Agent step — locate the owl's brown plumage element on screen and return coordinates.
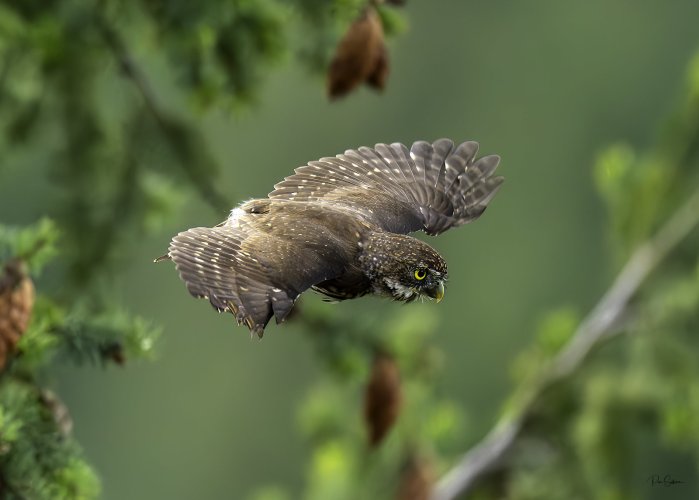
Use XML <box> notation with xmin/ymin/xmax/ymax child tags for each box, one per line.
<box><xmin>158</xmin><ymin>139</ymin><xmax>504</xmax><ymax>337</ymax></box>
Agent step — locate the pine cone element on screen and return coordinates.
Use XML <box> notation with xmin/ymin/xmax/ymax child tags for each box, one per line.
<box><xmin>366</xmin><ymin>43</ymin><xmax>389</xmax><ymax>91</ymax></box>
<box><xmin>0</xmin><ymin>260</ymin><xmax>35</xmax><ymax>371</ymax></box>
<box><xmin>395</xmin><ymin>453</ymin><xmax>433</xmax><ymax>500</ymax></box>
<box><xmin>328</xmin><ymin>6</ymin><xmax>388</xmax><ymax>99</ymax></box>
<box><xmin>364</xmin><ymin>352</ymin><xmax>402</xmax><ymax>447</ymax></box>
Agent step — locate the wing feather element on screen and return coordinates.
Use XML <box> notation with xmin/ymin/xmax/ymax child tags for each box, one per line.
<box><xmin>340</xmin><ymin>150</ymin><xmax>407</xmax><ymax>199</ymax></box>
<box><xmin>444</xmin><ymin>140</ymin><xmax>478</xmax><ymax>193</ymax></box>
<box><xmin>355</xmin><ymin>146</ymin><xmax>411</xmax><ymax>199</ymax></box>
<box><xmin>167</xmin><ymin>223</ymin><xmax>345</xmax><ymax>337</ymax></box>
<box><xmin>390</xmin><ymin>142</ymin><xmax>420</xmax><ymax>190</ymax></box>
<box><xmin>409</xmin><ymin>140</ymin><xmax>435</xmax><ymax>189</ymax></box>
<box><xmin>269</xmin><ymin>138</ymin><xmax>504</xmax><ymax>235</ymax></box>
<box><xmin>374</xmin><ymin>143</ymin><xmax>412</xmax><ymax>188</ymax></box>
<box><xmin>429</xmin><ymin>138</ymin><xmax>454</xmax><ymax>190</ymax></box>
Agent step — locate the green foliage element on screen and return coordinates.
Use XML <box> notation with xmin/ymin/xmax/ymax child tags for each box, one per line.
<box><xmin>594</xmin><ymin>145</ymin><xmax>672</xmax><ymax>258</ymax></box>
<box><xmin>511</xmin><ymin>307</ymin><xmax>579</xmax><ymax>381</ymax></box>
<box><xmin>291</xmin><ymin>0</ymin><xmax>366</xmax><ymax>73</ymax></box>
<box><xmin>306</xmin><ymin>439</ymin><xmax>357</xmax><ymax>500</ymax></box>
<box><xmin>375</xmin><ymin>3</ymin><xmax>407</xmax><ymax>37</ymax></box>
<box><xmin>595</xmin><ymin>47</ymin><xmax>699</xmax><ymax>259</ymax></box>
<box><xmin>0</xmin><ymin>218</ymin><xmax>59</xmax><ymax>275</ymax></box>
<box><xmin>0</xmin><ymin>0</ymin><xmax>405</xmax><ymax>287</ymax></box>
<box><xmin>55</xmin><ymin>307</ymin><xmax>160</xmax><ymax>366</ymax></box>
<box><xmin>0</xmin><ymin>219</ymin><xmax>159</xmax><ymax>497</ymax></box>
<box><xmin>6</xmin><ymin>2</ymin><xmax>699</xmax><ymax>499</ymax></box>
<box><xmin>248</xmin><ymin>303</ymin><xmax>468</xmax><ymax>499</ymax></box>
<box><xmin>0</xmin><ymin>2</ymin><xmax>409</xmax><ymax>497</ymax></box>
<box><xmin>243</xmin><ymin>46</ymin><xmax>699</xmax><ymax>500</ymax></box>
<box><xmin>0</xmin><ymin>379</ymin><xmax>100</xmax><ymax>500</ymax></box>
<box><xmin>492</xmin><ymin>49</ymin><xmax>699</xmax><ymax>500</ymax></box>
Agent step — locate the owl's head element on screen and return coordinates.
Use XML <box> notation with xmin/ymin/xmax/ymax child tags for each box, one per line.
<box><xmin>359</xmin><ymin>232</ymin><xmax>448</xmax><ymax>303</ymax></box>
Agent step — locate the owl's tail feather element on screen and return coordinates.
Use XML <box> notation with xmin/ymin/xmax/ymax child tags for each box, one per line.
<box><xmin>164</xmin><ymin>226</ymin><xmax>296</xmax><ymax>338</ymax></box>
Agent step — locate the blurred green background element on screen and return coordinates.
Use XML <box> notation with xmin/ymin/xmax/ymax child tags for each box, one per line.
<box><xmin>2</xmin><ymin>1</ymin><xmax>699</xmax><ymax>499</ymax></box>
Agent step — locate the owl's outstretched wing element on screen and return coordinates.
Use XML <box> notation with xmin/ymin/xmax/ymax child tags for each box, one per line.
<box><xmin>269</xmin><ymin>139</ymin><xmax>504</xmax><ymax>236</ymax></box>
<box><xmin>165</xmin><ymin>223</ymin><xmax>346</xmax><ymax>337</ymax></box>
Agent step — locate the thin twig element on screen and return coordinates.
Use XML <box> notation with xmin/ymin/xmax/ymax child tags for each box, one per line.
<box><xmin>432</xmin><ymin>185</ymin><xmax>699</xmax><ymax>500</ymax></box>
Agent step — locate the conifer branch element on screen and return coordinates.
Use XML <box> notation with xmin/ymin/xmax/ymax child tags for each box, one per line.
<box><xmin>95</xmin><ymin>12</ymin><xmax>231</xmax><ymax>214</ymax></box>
<box><xmin>432</xmin><ymin>184</ymin><xmax>699</xmax><ymax>500</ymax></box>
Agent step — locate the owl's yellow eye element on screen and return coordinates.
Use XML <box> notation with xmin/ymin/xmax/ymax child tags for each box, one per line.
<box><xmin>414</xmin><ymin>269</ymin><xmax>427</xmax><ymax>280</ymax></box>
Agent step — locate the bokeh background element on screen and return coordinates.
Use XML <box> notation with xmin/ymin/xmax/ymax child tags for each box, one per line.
<box><xmin>2</xmin><ymin>1</ymin><xmax>699</xmax><ymax>499</ymax></box>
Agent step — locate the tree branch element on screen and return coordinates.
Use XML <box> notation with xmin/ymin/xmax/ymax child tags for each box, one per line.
<box><xmin>432</xmin><ymin>185</ymin><xmax>699</xmax><ymax>500</ymax></box>
<box><xmin>95</xmin><ymin>13</ymin><xmax>231</xmax><ymax>214</ymax></box>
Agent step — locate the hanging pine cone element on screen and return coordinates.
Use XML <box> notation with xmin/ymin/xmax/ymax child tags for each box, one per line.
<box><xmin>327</xmin><ymin>6</ymin><xmax>389</xmax><ymax>99</ymax></box>
<box><xmin>0</xmin><ymin>259</ymin><xmax>35</xmax><ymax>371</ymax></box>
<box><xmin>364</xmin><ymin>352</ymin><xmax>402</xmax><ymax>447</ymax></box>
<box><xmin>395</xmin><ymin>453</ymin><xmax>433</xmax><ymax>500</ymax></box>
<box><xmin>366</xmin><ymin>43</ymin><xmax>389</xmax><ymax>91</ymax></box>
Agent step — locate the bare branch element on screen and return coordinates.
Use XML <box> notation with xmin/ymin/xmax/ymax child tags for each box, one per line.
<box><xmin>432</xmin><ymin>186</ymin><xmax>699</xmax><ymax>500</ymax></box>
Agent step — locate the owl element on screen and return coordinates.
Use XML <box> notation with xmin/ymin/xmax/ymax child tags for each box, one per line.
<box><xmin>157</xmin><ymin>139</ymin><xmax>503</xmax><ymax>337</ymax></box>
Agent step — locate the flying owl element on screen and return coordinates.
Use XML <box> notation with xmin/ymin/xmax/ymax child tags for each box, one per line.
<box><xmin>158</xmin><ymin>139</ymin><xmax>503</xmax><ymax>337</ymax></box>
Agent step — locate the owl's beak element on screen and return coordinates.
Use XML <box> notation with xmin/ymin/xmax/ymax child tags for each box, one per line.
<box><xmin>426</xmin><ymin>281</ymin><xmax>445</xmax><ymax>303</ymax></box>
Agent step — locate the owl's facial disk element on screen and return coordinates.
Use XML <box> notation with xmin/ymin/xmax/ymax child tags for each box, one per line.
<box><xmin>359</xmin><ymin>232</ymin><xmax>448</xmax><ymax>302</ymax></box>
<box><xmin>383</xmin><ymin>264</ymin><xmax>447</xmax><ymax>303</ymax></box>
